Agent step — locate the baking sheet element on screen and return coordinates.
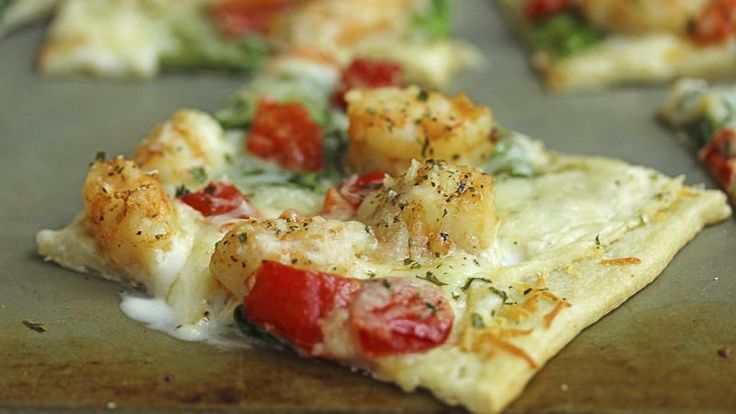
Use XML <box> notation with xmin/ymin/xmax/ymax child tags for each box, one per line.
<box><xmin>1</xmin><ymin>1</ymin><xmax>734</xmax><ymax>413</ymax></box>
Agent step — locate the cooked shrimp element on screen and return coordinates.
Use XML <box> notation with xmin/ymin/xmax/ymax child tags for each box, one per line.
<box><xmin>210</xmin><ymin>215</ymin><xmax>377</xmax><ymax>300</ymax></box>
<box><xmin>356</xmin><ymin>159</ymin><xmax>498</xmax><ymax>260</ymax></box>
<box><xmin>277</xmin><ymin>0</ymin><xmax>422</xmax><ymax>61</ymax></box>
<box><xmin>578</xmin><ymin>0</ymin><xmax>709</xmax><ymax>36</ymax></box>
<box><xmin>345</xmin><ymin>86</ymin><xmax>494</xmax><ymax>176</ymax></box>
<box><xmin>83</xmin><ymin>156</ymin><xmax>189</xmax><ymax>294</ymax></box>
<box><xmin>132</xmin><ymin>109</ymin><xmax>233</xmax><ymax>189</ymax></box>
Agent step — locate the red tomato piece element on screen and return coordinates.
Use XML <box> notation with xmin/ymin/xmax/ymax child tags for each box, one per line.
<box><xmin>210</xmin><ymin>0</ymin><xmax>294</xmax><ymax>37</ymax></box>
<box><xmin>691</xmin><ymin>0</ymin><xmax>736</xmax><ymax>44</ymax></box>
<box><xmin>321</xmin><ymin>170</ymin><xmax>385</xmax><ymax>219</ymax></box>
<box><xmin>699</xmin><ymin>129</ymin><xmax>736</xmax><ymax>187</ymax></box>
<box><xmin>243</xmin><ymin>262</ymin><xmax>453</xmax><ymax>357</ymax></box>
<box><xmin>523</xmin><ymin>0</ymin><xmax>573</xmax><ymax>22</ymax></box>
<box><xmin>333</xmin><ymin>59</ymin><xmax>403</xmax><ymax>108</ymax></box>
<box><xmin>244</xmin><ymin>261</ymin><xmax>361</xmax><ymax>350</ymax></box>
<box><xmin>350</xmin><ymin>277</ymin><xmax>454</xmax><ymax>357</ymax></box>
<box><xmin>246</xmin><ymin>99</ymin><xmax>325</xmax><ymax>172</ymax></box>
<box><xmin>180</xmin><ymin>182</ymin><xmax>250</xmax><ymax>217</ymax></box>
<box><xmin>321</xmin><ymin>187</ymin><xmax>356</xmax><ymax>220</ymax></box>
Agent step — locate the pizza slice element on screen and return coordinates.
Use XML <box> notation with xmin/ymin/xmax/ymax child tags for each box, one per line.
<box><xmin>660</xmin><ymin>78</ymin><xmax>736</xmax><ymax>202</ymax></box>
<box><xmin>0</xmin><ymin>0</ymin><xmax>57</xmax><ymax>38</ymax></box>
<box><xmin>497</xmin><ymin>0</ymin><xmax>736</xmax><ymax>92</ymax></box>
<box><xmin>36</xmin><ymin>54</ymin><xmax>730</xmax><ymax>413</ymax></box>
<box><xmin>37</xmin><ymin>0</ymin><xmax>478</xmax><ymax>86</ymax></box>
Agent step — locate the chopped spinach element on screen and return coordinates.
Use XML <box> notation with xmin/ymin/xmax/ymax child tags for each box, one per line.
<box><xmin>530</xmin><ymin>12</ymin><xmax>605</xmax><ymax>59</ymax></box>
<box><xmin>412</xmin><ymin>0</ymin><xmax>452</xmax><ymax>39</ymax></box>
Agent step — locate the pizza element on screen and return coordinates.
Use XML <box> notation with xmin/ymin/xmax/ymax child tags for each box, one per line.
<box><xmin>660</xmin><ymin>78</ymin><xmax>736</xmax><ymax>203</ymax></box>
<box><xmin>497</xmin><ymin>0</ymin><xmax>736</xmax><ymax>92</ymax></box>
<box><xmin>0</xmin><ymin>0</ymin><xmax>57</xmax><ymax>37</ymax></box>
<box><xmin>35</xmin><ymin>42</ymin><xmax>731</xmax><ymax>413</ymax></box>
<box><xmin>36</xmin><ymin>0</ymin><xmax>478</xmax><ymax>86</ymax></box>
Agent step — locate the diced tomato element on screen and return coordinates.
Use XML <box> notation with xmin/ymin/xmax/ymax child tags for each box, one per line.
<box><xmin>210</xmin><ymin>0</ymin><xmax>294</xmax><ymax>37</ymax></box>
<box><xmin>691</xmin><ymin>0</ymin><xmax>736</xmax><ymax>44</ymax></box>
<box><xmin>333</xmin><ymin>59</ymin><xmax>403</xmax><ymax>109</ymax></box>
<box><xmin>246</xmin><ymin>99</ymin><xmax>325</xmax><ymax>172</ymax></box>
<box><xmin>320</xmin><ymin>171</ymin><xmax>385</xmax><ymax>219</ymax></box>
<box><xmin>350</xmin><ymin>277</ymin><xmax>454</xmax><ymax>358</ymax></box>
<box><xmin>180</xmin><ymin>182</ymin><xmax>252</xmax><ymax>217</ymax></box>
<box><xmin>242</xmin><ymin>261</ymin><xmax>453</xmax><ymax>357</ymax></box>
<box><xmin>244</xmin><ymin>261</ymin><xmax>362</xmax><ymax>349</ymax></box>
<box><xmin>699</xmin><ymin>129</ymin><xmax>736</xmax><ymax>187</ymax></box>
<box><xmin>523</xmin><ymin>0</ymin><xmax>573</xmax><ymax>22</ymax></box>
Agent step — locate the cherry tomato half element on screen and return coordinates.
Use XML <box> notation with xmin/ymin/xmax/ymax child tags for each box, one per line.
<box><xmin>246</xmin><ymin>99</ymin><xmax>325</xmax><ymax>172</ymax></box>
<box><xmin>691</xmin><ymin>0</ymin><xmax>736</xmax><ymax>44</ymax></box>
<box><xmin>699</xmin><ymin>128</ymin><xmax>736</xmax><ymax>187</ymax></box>
<box><xmin>243</xmin><ymin>261</ymin><xmax>453</xmax><ymax>357</ymax></box>
<box><xmin>180</xmin><ymin>182</ymin><xmax>250</xmax><ymax>217</ymax></box>
<box><xmin>210</xmin><ymin>0</ymin><xmax>294</xmax><ymax>37</ymax></box>
<box><xmin>333</xmin><ymin>59</ymin><xmax>403</xmax><ymax>109</ymax></box>
<box><xmin>523</xmin><ymin>0</ymin><xmax>573</xmax><ymax>22</ymax></box>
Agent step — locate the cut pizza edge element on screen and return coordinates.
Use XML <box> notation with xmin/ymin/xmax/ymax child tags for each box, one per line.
<box><xmin>370</xmin><ymin>182</ymin><xmax>729</xmax><ymax>413</ymax></box>
<box><xmin>495</xmin><ymin>0</ymin><xmax>736</xmax><ymax>93</ymax></box>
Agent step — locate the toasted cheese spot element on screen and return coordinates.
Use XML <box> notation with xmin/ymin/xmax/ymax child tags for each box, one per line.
<box><xmin>357</xmin><ymin>160</ymin><xmax>498</xmax><ymax>260</ymax></box>
<box><xmin>600</xmin><ymin>257</ymin><xmax>642</xmax><ymax>266</ymax></box>
<box><xmin>345</xmin><ymin>86</ymin><xmax>494</xmax><ymax>176</ymax></box>
<box><xmin>133</xmin><ymin>109</ymin><xmax>232</xmax><ymax>189</ymax></box>
<box><xmin>210</xmin><ymin>215</ymin><xmax>376</xmax><ymax>301</ymax></box>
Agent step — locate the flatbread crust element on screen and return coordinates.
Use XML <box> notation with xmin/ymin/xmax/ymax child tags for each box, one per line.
<box><xmin>374</xmin><ymin>157</ymin><xmax>729</xmax><ymax>413</ymax></box>
<box><xmin>496</xmin><ymin>0</ymin><xmax>736</xmax><ymax>92</ymax></box>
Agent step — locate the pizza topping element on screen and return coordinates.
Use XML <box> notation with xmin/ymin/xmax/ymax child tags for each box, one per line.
<box><xmin>529</xmin><ymin>12</ymin><xmax>606</xmax><ymax>59</ymax></box>
<box><xmin>523</xmin><ymin>0</ymin><xmax>573</xmax><ymax>22</ymax></box>
<box><xmin>179</xmin><ymin>182</ymin><xmax>255</xmax><ymax>218</ymax></box>
<box><xmin>357</xmin><ymin>160</ymin><xmax>498</xmax><ymax>259</ymax></box>
<box><xmin>321</xmin><ymin>171</ymin><xmax>386</xmax><ymax>219</ymax></box>
<box><xmin>333</xmin><ymin>58</ymin><xmax>403</xmax><ymax>108</ymax></box>
<box><xmin>345</xmin><ymin>86</ymin><xmax>494</xmax><ymax>175</ymax></box>
<box><xmin>246</xmin><ymin>99</ymin><xmax>325</xmax><ymax>172</ymax></box>
<box><xmin>242</xmin><ymin>261</ymin><xmax>453</xmax><ymax>358</ymax></box>
<box><xmin>210</xmin><ymin>0</ymin><xmax>295</xmax><ymax>37</ymax></box>
<box><xmin>699</xmin><ymin>128</ymin><xmax>736</xmax><ymax>188</ymax></box>
<box><xmin>690</xmin><ymin>0</ymin><xmax>736</xmax><ymax>44</ymax></box>
<box><xmin>599</xmin><ymin>257</ymin><xmax>642</xmax><ymax>266</ymax></box>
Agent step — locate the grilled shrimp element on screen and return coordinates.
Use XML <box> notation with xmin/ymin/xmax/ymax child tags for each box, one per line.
<box><xmin>356</xmin><ymin>159</ymin><xmax>498</xmax><ymax>260</ymax></box>
<box><xmin>277</xmin><ymin>0</ymin><xmax>422</xmax><ymax>61</ymax></box>
<box><xmin>345</xmin><ymin>86</ymin><xmax>494</xmax><ymax>176</ymax></box>
<box><xmin>210</xmin><ymin>215</ymin><xmax>377</xmax><ymax>300</ymax></box>
<box><xmin>132</xmin><ymin>109</ymin><xmax>233</xmax><ymax>189</ymax></box>
<box><xmin>83</xmin><ymin>156</ymin><xmax>190</xmax><ymax>294</ymax></box>
<box><xmin>578</xmin><ymin>0</ymin><xmax>709</xmax><ymax>36</ymax></box>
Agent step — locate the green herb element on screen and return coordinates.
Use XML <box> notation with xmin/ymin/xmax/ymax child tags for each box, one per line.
<box><xmin>425</xmin><ymin>302</ymin><xmax>437</xmax><ymax>315</ymax></box>
<box><xmin>175</xmin><ymin>185</ymin><xmax>191</xmax><ymax>198</ymax></box>
<box><xmin>530</xmin><ymin>13</ymin><xmax>605</xmax><ymax>59</ymax></box>
<box><xmin>471</xmin><ymin>313</ymin><xmax>485</xmax><ymax>329</ymax></box>
<box><xmin>95</xmin><ymin>151</ymin><xmax>106</xmax><ymax>163</ymax></box>
<box><xmin>238</xmin><ymin>233</ymin><xmax>248</xmax><ymax>244</ymax></box>
<box><xmin>416</xmin><ymin>272</ymin><xmax>448</xmax><ymax>286</ymax></box>
<box><xmin>382</xmin><ymin>279</ymin><xmax>393</xmax><ymax>290</ymax></box>
<box><xmin>411</xmin><ymin>0</ymin><xmax>451</xmax><ymax>39</ymax></box>
<box><xmin>461</xmin><ymin>277</ymin><xmax>494</xmax><ymax>291</ymax></box>
<box><xmin>417</xmin><ymin>89</ymin><xmax>429</xmax><ymax>102</ymax></box>
<box><xmin>595</xmin><ymin>234</ymin><xmax>600</xmax><ymax>246</ymax></box>
<box><xmin>114</xmin><ymin>165</ymin><xmax>125</xmax><ymax>174</ymax></box>
<box><xmin>22</xmin><ymin>320</ymin><xmax>46</xmax><ymax>333</ymax></box>
<box><xmin>242</xmin><ymin>168</ymin><xmax>265</xmax><ymax>176</ymax></box>
<box><xmin>367</xmin><ymin>271</ymin><xmax>377</xmax><ymax>279</ymax></box>
<box><xmin>489</xmin><ymin>286</ymin><xmax>509</xmax><ymax>304</ymax></box>
<box><xmin>233</xmin><ymin>306</ymin><xmax>288</xmax><ymax>347</ymax></box>
<box><xmin>190</xmin><ymin>167</ymin><xmax>208</xmax><ymax>184</ymax></box>
<box><xmin>288</xmin><ymin>173</ymin><xmax>323</xmax><ymax>192</ymax></box>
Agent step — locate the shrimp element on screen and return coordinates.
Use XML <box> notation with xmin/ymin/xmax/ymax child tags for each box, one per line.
<box><xmin>345</xmin><ymin>86</ymin><xmax>495</xmax><ymax>176</ymax></box>
<box><xmin>356</xmin><ymin>159</ymin><xmax>498</xmax><ymax>260</ymax></box>
<box><xmin>578</xmin><ymin>0</ymin><xmax>709</xmax><ymax>36</ymax></box>
<box><xmin>277</xmin><ymin>0</ymin><xmax>422</xmax><ymax>59</ymax></box>
<box><xmin>210</xmin><ymin>215</ymin><xmax>377</xmax><ymax>300</ymax></box>
<box><xmin>83</xmin><ymin>156</ymin><xmax>191</xmax><ymax>294</ymax></box>
<box><xmin>132</xmin><ymin>109</ymin><xmax>234</xmax><ymax>190</ymax></box>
